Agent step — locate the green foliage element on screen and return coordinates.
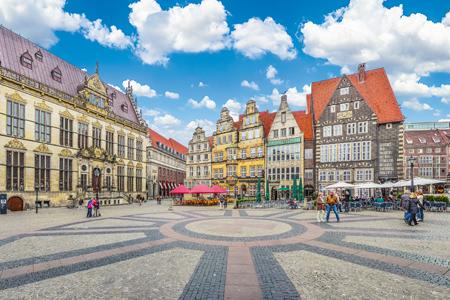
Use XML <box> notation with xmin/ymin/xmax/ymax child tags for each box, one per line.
<box><xmin>424</xmin><ymin>195</ymin><xmax>449</xmax><ymax>203</ymax></box>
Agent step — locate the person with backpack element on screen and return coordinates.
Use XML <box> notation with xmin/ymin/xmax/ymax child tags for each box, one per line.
<box><xmin>325</xmin><ymin>191</ymin><xmax>340</xmax><ymax>222</ymax></box>
<box><xmin>86</xmin><ymin>199</ymin><xmax>93</xmax><ymax>218</ymax></box>
<box><xmin>95</xmin><ymin>198</ymin><xmax>101</xmax><ymax>217</ymax></box>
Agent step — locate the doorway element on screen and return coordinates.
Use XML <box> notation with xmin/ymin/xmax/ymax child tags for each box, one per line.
<box><xmin>7</xmin><ymin>196</ymin><xmax>23</xmax><ymax>211</ymax></box>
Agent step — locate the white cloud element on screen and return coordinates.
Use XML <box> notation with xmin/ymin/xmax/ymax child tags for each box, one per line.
<box><xmin>0</xmin><ymin>0</ymin><xmax>131</xmax><ymax>49</ymax></box>
<box><xmin>439</xmin><ymin>119</ymin><xmax>450</xmax><ymax>122</ymax></box>
<box><xmin>164</xmin><ymin>91</ymin><xmax>180</xmax><ymax>99</ymax></box>
<box><xmin>188</xmin><ymin>96</ymin><xmax>216</xmax><ymax>109</ymax></box>
<box><xmin>232</xmin><ymin>17</ymin><xmax>297</xmax><ymax>60</ymax></box>
<box><xmin>269</xmin><ymin>85</ymin><xmax>311</xmax><ymax>107</ymax></box>
<box><xmin>107</xmin><ymin>83</ymin><xmax>123</xmax><ymax>93</ymax></box>
<box><xmin>81</xmin><ymin>19</ymin><xmax>132</xmax><ymax>49</ymax></box>
<box><xmin>241</xmin><ymin>80</ymin><xmax>259</xmax><ymax>91</ymax></box>
<box><xmin>154</xmin><ymin>113</ymin><xmax>181</xmax><ymax>127</ymax></box>
<box><xmin>392</xmin><ymin>73</ymin><xmax>450</xmax><ymax>103</ymax></box>
<box><xmin>142</xmin><ymin>108</ymin><xmax>160</xmax><ymax>117</ymax></box>
<box><xmin>187</xmin><ymin>119</ymin><xmax>215</xmax><ymax>135</ymax></box>
<box><xmin>122</xmin><ymin>79</ymin><xmax>157</xmax><ymax>98</ymax></box>
<box><xmin>402</xmin><ymin>98</ymin><xmax>433</xmax><ymax>111</ymax></box>
<box><xmin>129</xmin><ymin>0</ymin><xmax>229</xmax><ymax>65</ymax></box>
<box><xmin>223</xmin><ymin>98</ymin><xmax>243</xmax><ymax>121</ymax></box>
<box><xmin>300</xmin><ymin>0</ymin><xmax>450</xmax><ymax>100</ymax></box>
<box><xmin>266</xmin><ymin>65</ymin><xmax>283</xmax><ymax>85</ymax></box>
<box><xmin>198</xmin><ymin>81</ymin><xmax>207</xmax><ymax>87</ymax></box>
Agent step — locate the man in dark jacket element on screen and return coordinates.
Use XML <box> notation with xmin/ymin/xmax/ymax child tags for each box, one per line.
<box><xmin>407</xmin><ymin>193</ymin><xmax>424</xmax><ymax>226</ymax></box>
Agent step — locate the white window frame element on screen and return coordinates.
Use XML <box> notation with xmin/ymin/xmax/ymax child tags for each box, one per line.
<box><xmin>323</xmin><ymin>126</ymin><xmax>332</xmax><ymax>137</ymax></box>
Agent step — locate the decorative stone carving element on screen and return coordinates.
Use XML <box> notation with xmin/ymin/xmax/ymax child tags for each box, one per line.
<box><xmin>4</xmin><ymin>139</ymin><xmax>26</xmax><ymax>150</ymax></box>
<box><xmin>34</xmin><ymin>143</ymin><xmax>52</xmax><ymax>154</ymax></box>
<box><xmin>127</xmin><ymin>161</ymin><xmax>134</xmax><ymax>167</ymax></box>
<box><xmin>77</xmin><ymin>115</ymin><xmax>89</xmax><ymax>123</ymax></box>
<box><xmin>105</xmin><ymin>124</ymin><xmax>114</xmax><ymax>132</ymax></box>
<box><xmin>59</xmin><ymin>149</ymin><xmax>73</xmax><ymax>157</ymax></box>
<box><xmin>60</xmin><ymin>110</ymin><xmax>74</xmax><ymax>119</ymax></box>
<box><xmin>5</xmin><ymin>92</ymin><xmax>27</xmax><ymax>104</ymax></box>
<box><xmin>136</xmin><ymin>162</ymin><xmax>143</xmax><ymax>169</ymax></box>
<box><xmin>35</xmin><ymin>100</ymin><xmax>52</xmax><ymax>112</ymax></box>
<box><xmin>93</xmin><ymin>120</ymin><xmax>102</xmax><ymax>128</ymax></box>
<box><xmin>116</xmin><ymin>158</ymin><xmax>124</xmax><ymax>165</ymax></box>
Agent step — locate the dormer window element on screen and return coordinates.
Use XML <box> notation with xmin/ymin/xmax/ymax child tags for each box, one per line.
<box><xmin>432</xmin><ymin>136</ymin><xmax>440</xmax><ymax>143</ymax></box>
<box><xmin>34</xmin><ymin>50</ymin><xmax>43</xmax><ymax>62</ymax></box>
<box><xmin>121</xmin><ymin>103</ymin><xmax>128</xmax><ymax>112</ymax></box>
<box><xmin>406</xmin><ymin>138</ymin><xmax>412</xmax><ymax>144</ymax></box>
<box><xmin>51</xmin><ymin>66</ymin><xmax>62</xmax><ymax>83</ymax></box>
<box><xmin>418</xmin><ymin>137</ymin><xmax>426</xmax><ymax>144</ymax></box>
<box><xmin>20</xmin><ymin>51</ymin><xmax>33</xmax><ymax>69</ymax></box>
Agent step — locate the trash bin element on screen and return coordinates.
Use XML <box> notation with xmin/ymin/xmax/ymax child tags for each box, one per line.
<box><xmin>0</xmin><ymin>194</ymin><xmax>7</xmax><ymax>214</ymax></box>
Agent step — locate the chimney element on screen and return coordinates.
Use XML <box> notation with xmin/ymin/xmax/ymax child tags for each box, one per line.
<box><xmin>358</xmin><ymin>63</ymin><xmax>366</xmax><ymax>83</ymax></box>
<box><xmin>279</xmin><ymin>94</ymin><xmax>288</xmax><ymax>111</ymax></box>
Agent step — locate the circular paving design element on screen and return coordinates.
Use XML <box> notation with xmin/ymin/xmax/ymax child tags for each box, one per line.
<box><xmin>185</xmin><ymin>218</ymin><xmax>292</xmax><ymax>238</ymax></box>
<box><xmin>170</xmin><ymin>217</ymin><xmax>306</xmax><ymax>242</ymax></box>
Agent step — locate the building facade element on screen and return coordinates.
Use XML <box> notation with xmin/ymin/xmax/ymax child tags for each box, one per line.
<box><xmin>0</xmin><ymin>26</ymin><xmax>148</xmax><ymax>210</ymax></box>
<box><xmin>185</xmin><ymin>126</ymin><xmax>212</xmax><ymax>188</ymax></box>
<box><xmin>236</xmin><ymin>100</ymin><xmax>271</xmax><ymax>198</ymax></box>
<box><xmin>312</xmin><ymin>64</ymin><xmax>404</xmax><ymax>190</ymax></box>
<box><xmin>211</xmin><ymin>107</ymin><xmax>239</xmax><ymax>195</ymax></box>
<box><xmin>147</xmin><ymin>129</ymin><xmax>187</xmax><ymax>199</ymax></box>
<box><xmin>266</xmin><ymin>95</ymin><xmax>304</xmax><ymax>200</ymax></box>
<box><xmin>404</xmin><ymin>130</ymin><xmax>449</xmax><ymax>186</ymax></box>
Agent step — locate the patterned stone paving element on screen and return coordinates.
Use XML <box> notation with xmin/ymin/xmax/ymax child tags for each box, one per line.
<box><xmin>0</xmin><ymin>203</ymin><xmax>449</xmax><ymax>299</ymax></box>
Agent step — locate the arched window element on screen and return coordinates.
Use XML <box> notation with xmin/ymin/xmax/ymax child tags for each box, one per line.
<box><xmin>34</xmin><ymin>50</ymin><xmax>43</xmax><ymax>62</ymax></box>
<box><xmin>20</xmin><ymin>51</ymin><xmax>33</xmax><ymax>69</ymax></box>
<box><xmin>51</xmin><ymin>66</ymin><xmax>62</xmax><ymax>83</ymax></box>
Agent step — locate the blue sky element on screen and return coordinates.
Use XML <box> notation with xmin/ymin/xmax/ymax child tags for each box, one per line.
<box><xmin>1</xmin><ymin>0</ymin><xmax>449</xmax><ymax>144</ymax></box>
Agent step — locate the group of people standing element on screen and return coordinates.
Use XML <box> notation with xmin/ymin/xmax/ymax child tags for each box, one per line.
<box><xmin>316</xmin><ymin>191</ymin><xmax>341</xmax><ymax>222</ymax></box>
<box><xmin>401</xmin><ymin>190</ymin><xmax>425</xmax><ymax>226</ymax></box>
<box><xmin>86</xmin><ymin>198</ymin><xmax>101</xmax><ymax>218</ymax></box>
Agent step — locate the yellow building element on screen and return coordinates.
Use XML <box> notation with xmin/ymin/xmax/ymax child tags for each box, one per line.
<box><xmin>236</xmin><ymin>100</ymin><xmax>275</xmax><ymax>198</ymax></box>
<box><xmin>211</xmin><ymin>107</ymin><xmax>239</xmax><ymax>195</ymax></box>
<box><xmin>0</xmin><ymin>26</ymin><xmax>148</xmax><ymax>210</ymax></box>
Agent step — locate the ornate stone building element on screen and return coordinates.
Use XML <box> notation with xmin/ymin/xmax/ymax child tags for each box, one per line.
<box><xmin>311</xmin><ymin>64</ymin><xmax>404</xmax><ymax>190</ymax></box>
<box><xmin>236</xmin><ymin>100</ymin><xmax>272</xmax><ymax>198</ymax></box>
<box><xmin>0</xmin><ymin>26</ymin><xmax>148</xmax><ymax>210</ymax></box>
<box><xmin>185</xmin><ymin>126</ymin><xmax>212</xmax><ymax>188</ymax></box>
<box><xmin>147</xmin><ymin>129</ymin><xmax>187</xmax><ymax>199</ymax></box>
<box><xmin>211</xmin><ymin>107</ymin><xmax>239</xmax><ymax>195</ymax></box>
<box><xmin>266</xmin><ymin>95</ymin><xmax>314</xmax><ymax>199</ymax></box>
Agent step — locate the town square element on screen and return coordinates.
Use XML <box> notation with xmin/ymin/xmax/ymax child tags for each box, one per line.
<box><xmin>0</xmin><ymin>0</ymin><xmax>450</xmax><ymax>299</ymax></box>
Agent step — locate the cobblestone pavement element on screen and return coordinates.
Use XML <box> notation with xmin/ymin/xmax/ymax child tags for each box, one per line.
<box><xmin>0</xmin><ymin>202</ymin><xmax>449</xmax><ymax>299</ymax></box>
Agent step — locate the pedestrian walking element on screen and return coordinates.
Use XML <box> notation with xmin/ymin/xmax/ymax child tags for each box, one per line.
<box><xmin>407</xmin><ymin>193</ymin><xmax>420</xmax><ymax>226</ymax></box>
<box><xmin>336</xmin><ymin>192</ymin><xmax>342</xmax><ymax>213</ymax></box>
<box><xmin>86</xmin><ymin>199</ymin><xmax>93</xmax><ymax>218</ymax></box>
<box><xmin>325</xmin><ymin>191</ymin><xmax>340</xmax><ymax>222</ymax></box>
<box><xmin>316</xmin><ymin>192</ymin><xmax>325</xmax><ymax>222</ymax></box>
<box><xmin>224</xmin><ymin>197</ymin><xmax>228</xmax><ymax>209</ymax></box>
<box><xmin>92</xmin><ymin>198</ymin><xmax>98</xmax><ymax>217</ymax></box>
<box><xmin>95</xmin><ymin>198</ymin><xmax>101</xmax><ymax>217</ymax></box>
<box><xmin>417</xmin><ymin>190</ymin><xmax>425</xmax><ymax>222</ymax></box>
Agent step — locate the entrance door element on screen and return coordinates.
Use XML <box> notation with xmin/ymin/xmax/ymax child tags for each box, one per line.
<box><xmin>7</xmin><ymin>196</ymin><xmax>23</xmax><ymax>211</ymax></box>
<box><xmin>92</xmin><ymin>168</ymin><xmax>102</xmax><ymax>193</ymax></box>
<box><xmin>271</xmin><ymin>187</ymin><xmax>278</xmax><ymax>201</ymax></box>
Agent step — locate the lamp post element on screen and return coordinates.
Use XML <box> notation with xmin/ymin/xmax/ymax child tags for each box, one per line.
<box><xmin>35</xmin><ymin>185</ymin><xmax>39</xmax><ymax>214</ymax></box>
<box><xmin>407</xmin><ymin>156</ymin><xmax>416</xmax><ymax>192</ymax></box>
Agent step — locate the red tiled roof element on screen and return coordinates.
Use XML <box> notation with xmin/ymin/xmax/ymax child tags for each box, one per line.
<box><xmin>404</xmin><ymin>130</ymin><xmax>449</xmax><ymax>146</ymax></box>
<box><xmin>311</xmin><ymin>68</ymin><xmax>403</xmax><ymax>124</ymax></box>
<box><xmin>306</xmin><ymin>94</ymin><xmax>312</xmax><ymax>115</ymax></box>
<box><xmin>0</xmin><ymin>26</ymin><xmax>140</xmax><ymax>125</ymax></box>
<box><xmin>148</xmin><ymin>128</ymin><xmax>187</xmax><ymax>155</ymax></box>
<box><xmin>259</xmin><ymin>111</ymin><xmax>276</xmax><ymax>137</ymax></box>
<box><xmin>168</xmin><ymin>138</ymin><xmax>188</xmax><ymax>155</ymax></box>
<box><xmin>292</xmin><ymin>111</ymin><xmax>314</xmax><ymax>140</ymax></box>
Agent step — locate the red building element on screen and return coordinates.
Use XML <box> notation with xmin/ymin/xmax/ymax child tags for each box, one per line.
<box><xmin>147</xmin><ymin>129</ymin><xmax>187</xmax><ymax>198</ymax></box>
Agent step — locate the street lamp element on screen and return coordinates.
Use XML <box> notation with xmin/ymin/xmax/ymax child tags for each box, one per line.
<box><xmin>35</xmin><ymin>185</ymin><xmax>39</xmax><ymax>214</ymax></box>
<box><xmin>407</xmin><ymin>156</ymin><xmax>416</xmax><ymax>192</ymax></box>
